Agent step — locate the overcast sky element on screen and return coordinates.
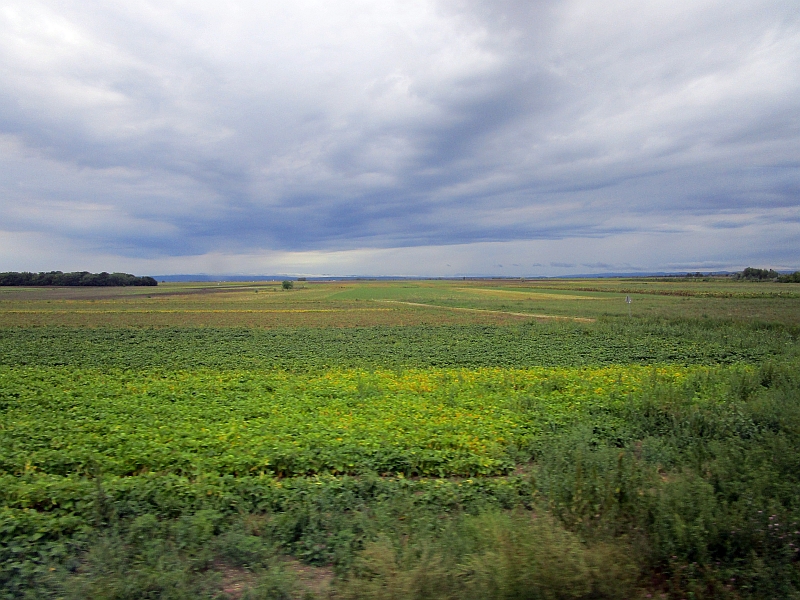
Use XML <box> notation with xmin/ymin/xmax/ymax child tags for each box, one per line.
<box><xmin>1</xmin><ymin>0</ymin><xmax>798</xmax><ymax>276</ymax></box>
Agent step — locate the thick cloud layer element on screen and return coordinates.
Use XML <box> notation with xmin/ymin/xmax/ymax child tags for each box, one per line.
<box><xmin>1</xmin><ymin>0</ymin><xmax>798</xmax><ymax>275</ymax></box>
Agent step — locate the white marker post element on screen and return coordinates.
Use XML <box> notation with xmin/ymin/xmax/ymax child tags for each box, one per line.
<box><xmin>625</xmin><ymin>295</ymin><xmax>631</xmax><ymax>317</ymax></box>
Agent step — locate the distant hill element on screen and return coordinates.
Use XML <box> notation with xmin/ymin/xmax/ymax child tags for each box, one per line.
<box><xmin>151</xmin><ymin>270</ymin><xmax>800</xmax><ymax>282</ymax></box>
<box><xmin>153</xmin><ymin>272</ymin><xmax>737</xmax><ymax>282</ymax></box>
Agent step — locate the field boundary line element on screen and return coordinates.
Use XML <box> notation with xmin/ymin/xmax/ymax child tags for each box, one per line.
<box><xmin>373</xmin><ymin>300</ymin><xmax>595</xmax><ymax>322</ymax></box>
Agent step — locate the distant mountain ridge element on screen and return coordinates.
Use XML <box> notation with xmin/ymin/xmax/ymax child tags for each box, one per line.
<box><xmin>152</xmin><ymin>271</ymin><xmax>750</xmax><ymax>282</ymax></box>
<box><xmin>150</xmin><ymin>268</ymin><xmax>800</xmax><ymax>282</ymax></box>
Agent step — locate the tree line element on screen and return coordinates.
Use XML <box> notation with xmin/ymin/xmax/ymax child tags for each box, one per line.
<box><xmin>733</xmin><ymin>267</ymin><xmax>800</xmax><ymax>282</ymax></box>
<box><xmin>0</xmin><ymin>271</ymin><xmax>158</xmax><ymax>286</ymax></box>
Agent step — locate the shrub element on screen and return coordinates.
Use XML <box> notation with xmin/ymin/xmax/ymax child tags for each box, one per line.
<box><xmin>337</xmin><ymin>510</ymin><xmax>639</xmax><ymax>600</ymax></box>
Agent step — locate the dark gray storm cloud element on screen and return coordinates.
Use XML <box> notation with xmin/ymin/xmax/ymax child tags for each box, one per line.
<box><xmin>0</xmin><ymin>0</ymin><xmax>798</xmax><ymax>274</ymax></box>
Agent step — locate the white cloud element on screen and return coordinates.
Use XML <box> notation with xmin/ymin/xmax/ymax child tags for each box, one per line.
<box><xmin>0</xmin><ymin>0</ymin><xmax>798</xmax><ymax>274</ymax></box>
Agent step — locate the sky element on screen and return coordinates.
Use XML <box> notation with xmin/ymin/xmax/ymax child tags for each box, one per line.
<box><xmin>1</xmin><ymin>0</ymin><xmax>798</xmax><ymax>277</ymax></box>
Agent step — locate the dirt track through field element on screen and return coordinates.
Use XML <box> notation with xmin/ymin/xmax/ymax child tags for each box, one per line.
<box><xmin>374</xmin><ymin>300</ymin><xmax>595</xmax><ymax>322</ymax></box>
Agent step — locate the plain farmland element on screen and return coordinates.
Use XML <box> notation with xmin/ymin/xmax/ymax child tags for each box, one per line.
<box><xmin>1</xmin><ymin>277</ymin><xmax>799</xmax><ymax>599</ymax></box>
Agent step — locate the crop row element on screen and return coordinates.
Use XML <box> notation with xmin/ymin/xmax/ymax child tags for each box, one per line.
<box><xmin>1</xmin><ymin>321</ymin><xmax>794</xmax><ymax>371</ymax></box>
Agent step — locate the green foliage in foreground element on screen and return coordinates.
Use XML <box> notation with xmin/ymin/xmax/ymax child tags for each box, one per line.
<box><xmin>3</xmin><ymin>361</ymin><xmax>800</xmax><ymax>598</ymax></box>
<box><xmin>1</xmin><ymin>319</ymin><xmax>797</xmax><ymax>371</ymax></box>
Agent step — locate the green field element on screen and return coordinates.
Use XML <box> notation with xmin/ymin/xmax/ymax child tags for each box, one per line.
<box><xmin>2</xmin><ymin>279</ymin><xmax>800</xmax><ymax>599</ymax></box>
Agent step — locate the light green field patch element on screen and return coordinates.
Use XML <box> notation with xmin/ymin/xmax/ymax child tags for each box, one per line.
<box><xmin>456</xmin><ymin>288</ymin><xmax>608</xmax><ymax>301</ymax></box>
